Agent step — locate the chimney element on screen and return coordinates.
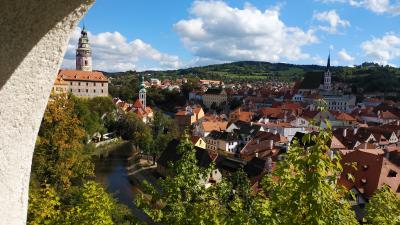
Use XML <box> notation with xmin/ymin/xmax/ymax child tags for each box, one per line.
<box><xmin>353</xmin><ymin>128</ymin><xmax>358</xmax><ymax>135</ymax></box>
<box><xmin>343</xmin><ymin>128</ymin><xmax>347</xmax><ymax>137</ymax></box>
<box><xmin>268</xmin><ymin>140</ymin><xmax>274</xmax><ymax>149</ymax></box>
<box><xmin>273</xmin><ymin>130</ymin><xmax>278</xmax><ymax>135</ymax></box>
<box><xmin>266</xmin><ymin>157</ymin><xmax>273</xmax><ymax>173</ymax></box>
<box><xmin>255</xmin><ymin>152</ymin><xmax>259</xmax><ymax>158</ymax></box>
<box><xmin>397</xmin><ymin>120</ymin><xmax>400</xmax><ymax>126</ymax></box>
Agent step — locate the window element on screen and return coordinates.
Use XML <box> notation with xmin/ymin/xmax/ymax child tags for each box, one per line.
<box><xmin>93</xmin><ymin>89</ymin><xmax>96</xmax><ymax>93</ymax></box>
<box><xmin>86</xmin><ymin>82</ymin><xmax>88</xmax><ymax>86</ymax></box>
<box><xmin>362</xmin><ymin>165</ymin><xmax>368</xmax><ymax>171</ymax></box>
<box><xmin>102</xmin><ymin>83</ymin><xmax>104</xmax><ymax>87</ymax></box>
<box><xmin>84</xmin><ymin>60</ymin><xmax>88</xmax><ymax>66</ymax></box>
<box><xmin>361</xmin><ymin>178</ymin><xmax>367</xmax><ymax>185</ymax></box>
<box><xmin>78</xmin><ymin>82</ymin><xmax>81</xmax><ymax>86</ymax></box>
<box><xmin>94</xmin><ymin>83</ymin><xmax>96</xmax><ymax>86</ymax></box>
<box><xmin>101</xmin><ymin>90</ymin><xmax>104</xmax><ymax>93</ymax></box>
<box><xmin>70</xmin><ymin>82</ymin><xmax>73</xmax><ymax>85</ymax></box>
<box><xmin>78</xmin><ymin>89</ymin><xmax>80</xmax><ymax>93</ymax></box>
<box><xmin>388</xmin><ymin>170</ymin><xmax>397</xmax><ymax>177</ymax></box>
<box><xmin>86</xmin><ymin>89</ymin><xmax>88</xmax><ymax>93</ymax></box>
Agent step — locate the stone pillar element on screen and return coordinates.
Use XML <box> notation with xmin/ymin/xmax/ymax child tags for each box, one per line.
<box><xmin>0</xmin><ymin>0</ymin><xmax>95</xmax><ymax>224</ymax></box>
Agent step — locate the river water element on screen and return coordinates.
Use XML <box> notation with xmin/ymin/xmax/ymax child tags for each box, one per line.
<box><xmin>93</xmin><ymin>142</ymin><xmax>150</xmax><ymax>222</ymax></box>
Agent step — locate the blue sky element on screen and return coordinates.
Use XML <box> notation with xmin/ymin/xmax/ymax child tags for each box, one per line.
<box><xmin>62</xmin><ymin>0</ymin><xmax>400</xmax><ymax>72</ymax></box>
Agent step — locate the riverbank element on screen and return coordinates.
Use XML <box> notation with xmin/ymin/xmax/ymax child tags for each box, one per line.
<box><xmin>93</xmin><ymin>141</ymin><xmax>159</xmax><ymax>224</ymax></box>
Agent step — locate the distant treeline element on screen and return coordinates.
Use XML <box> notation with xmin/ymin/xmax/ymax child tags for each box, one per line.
<box><xmin>105</xmin><ymin>61</ymin><xmax>400</xmax><ymax>97</ymax></box>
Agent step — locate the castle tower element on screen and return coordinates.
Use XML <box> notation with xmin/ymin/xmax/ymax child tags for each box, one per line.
<box><xmin>139</xmin><ymin>75</ymin><xmax>146</xmax><ymax>110</ymax></box>
<box><xmin>76</xmin><ymin>25</ymin><xmax>92</xmax><ymax>71</ymax></box>
<box><xmin>324</xmin><ymin>53</ymin><xmax>332</xmax><ymax>91</ymax></box>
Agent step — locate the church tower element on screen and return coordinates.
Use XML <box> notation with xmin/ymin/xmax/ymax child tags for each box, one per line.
<box><xmin>76</xmin><ymin>26</ymin><xmax>92</xmax><ymax>71</ymax></box>
<box><xmin>324</xmin><ymin>53</ymin><xmax>332</xmax><ymax>91</ymax></box>
<box><xmin>139</xmin><ymin>75</ymin><xmax>146</xmax><ymax>110</ymax></box>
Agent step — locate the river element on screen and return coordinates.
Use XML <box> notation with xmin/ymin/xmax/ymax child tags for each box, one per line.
<box><xmin>93</xmin><ymin>142</ymin><xmax>151</xmax><ymax>223</ymax></box>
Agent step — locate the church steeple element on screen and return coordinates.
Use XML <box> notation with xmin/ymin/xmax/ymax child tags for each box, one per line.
<box><xmin>76</xmin><ymin>25</ymin><xmax>92</xmax><ymax>71</ymax></box>
<box><xmin>326</xmin><ymin>51</ymin><xmax>331</xmax><ymax>71</ymax></box>
<box><xmin>324</xmin><ymin>52</ymin><xmax>332</xmax><ymax>91</ymax></box>
<box><xmin>138</xmin><ymin>75</ymin><xmax>146</xmax><ymax>110</ymax></box>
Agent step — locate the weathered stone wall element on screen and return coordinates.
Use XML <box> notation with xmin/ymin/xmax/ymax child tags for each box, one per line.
<box><xmin>0</xmin><ymin>0</ymin><xmax>94</xmax><ymax>224</ymax></box>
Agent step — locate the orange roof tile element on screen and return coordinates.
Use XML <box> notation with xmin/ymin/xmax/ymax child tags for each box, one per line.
<box><xmin>58</xmin><ymin>70</ymin><xmax>108</xmax><ymax>82</ymax></box>
<box><xmin>202</xmin><ymin>121</ymin><xmax>228</xmax><ymax>132</ymax></box>
<box><xmin>133</xmin><ymin>99</ymin><xmax>143</xmax><ymax>109</ymax></box>
<box><xmin>336</xmin><ymin>112</ymin><xmax>357</xmax><ymax>122</ymax></box>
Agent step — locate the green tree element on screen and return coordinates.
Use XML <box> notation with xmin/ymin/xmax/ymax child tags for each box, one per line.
<box><xmin>28</xmin><ymin>184</ymin><xmax>61</xmax><ymax>225</ymax></box>
<box><xmin>150</xmin><ymin>110</ymin><xmax>178</xmax><ymax>163</ymax></box>
<box><xmin>29</xmin><ymin>94</ymin><xmax>136</xmax><ymax>225</ymax></box>
<box><xmin>133</xmin><ymin>124</ymin><xmax>154</xmax><ymax>158</ymax></box>
<box><xmin>63</xmin><ymin>181</ymin><xmax>115</xmax><ymax>225</ymax></box>
<box><xmin>88</xmin><ymin>96</ymin><xmax>116</xmax><ymax>117</ymax></box>
<box><xmin>114</xmin><ymin>113</ymin><xmax>143</xmax><ymax>140</ymax></box>
<box><xmin>137</xmin><ymin>134</ymin><xmax>221</xmax><ymax>224</ymax></box>
<box><xmin>33</xmin><ymin>94</ymin><xmax>94</xmax><ymax>190</ymax></box>
<box><xmin>72</xmin><ymin>95</ymin><xmax>103</xmax><ymax>136</ymax></box>
<box><xmin>137</xmin><ymin>134</ymin><xmax>268</xmax><ymax>225</ymax></box>
<box><xmin>365</xmin><ymin>185</ymin><xmax>400</xmax><ymax>225</ymax></box>
<box><xmin>263</xmin><ymin>127</ymin><xmax>358</xmax><ymax>225</ymax></box>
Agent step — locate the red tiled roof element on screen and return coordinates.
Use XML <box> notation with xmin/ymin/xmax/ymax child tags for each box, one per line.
<box><xmin>133</xmin><ymin>99</ymin><xmax>143</xmax><ymax>109</ymax></box>
<box><xmin>339</xmin><ymin>149</ymin><xmax>400</xmax><ymax>197</ymax></box>
<box><xmin>336</xmin><ymin>112</ymin><xmax>357</xmax><ymax>122</ymax></box>
<box><xmin>58</xmin><ymin>70</ymin><xmax>108</xmax><ymax>82</ymax></box>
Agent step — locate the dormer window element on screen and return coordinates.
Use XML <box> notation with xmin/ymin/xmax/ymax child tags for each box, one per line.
<box><xmin>388</xmin><ymin>170</ymin><xmax>397</xmax><ymax>177</ymax></box>
<box><xmin>362</xmin><ymin>165</ymin><xmax>368</xmax><ymax>171</ymax></box>
<box><xmin>361</xmin><ymin>179</ymin><xmax>367</xmax><ymax>185</ymax></box>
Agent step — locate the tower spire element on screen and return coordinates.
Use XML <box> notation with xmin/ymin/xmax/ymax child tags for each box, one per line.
<box><xmin>138</xmin><ymin>75</ymin><xmax>146</xmax><ymax>110</ymax></box>
<box><xmin>327</xmin><ymin>50</ymin><xmax>331</xmax><ymax>71</ymax></box>
<box><xmin>324</xmin><ymin>51</ymin><xmax>332</xmax><ymax>91</ymax></box>
<box><xmin>76</xmin><ymin>25</ymin><xmax>92</xmax><ymax>71</ymax></box>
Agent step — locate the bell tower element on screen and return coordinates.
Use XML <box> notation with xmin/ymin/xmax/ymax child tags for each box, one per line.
<box><xmin>139</xmin><ymin>75</ymin><xmax>146</xmax><ymax>109</ymax></box>
<box><xmin>324</xmin><ymin>52</ymin><xmax>332</xmax><ymax>91</ymax></box>
<box><xmin>76</xmin><ymin>25</ymin><xmax>92</xmax><ymax>71</ymax></box>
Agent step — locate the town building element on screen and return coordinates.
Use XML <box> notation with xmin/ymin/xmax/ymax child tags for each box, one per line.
<box><xmin>202</xmin><ymin>88</ymin><xmax>228</xmax><ymax>108</ymax></box>
<box><xmin>175</xmin><ymin>105</ymin><xmax>204</xmax><ymax>132</ymax></box>
<box><xmin>296</xmin><ymin>54</ymin><xmax>356</xmax><ymax>112</ymax></box>
<box><xmin>339</xmin><ymin>149</ymin><xmax>400</xmax><ymax>198</ymax></box>
<box><xmin>53</xmin><ymin>26</ymin><xmax>109</xmax><ymax>97</ymax></box>
<box><xmin>205</xmin><ymin>130</ymin><xmax>240</xmax><ymax>154</ymax></box>
<box><xmin>129</xmin><ymin>75</ymin><xmax>153</xmax><ymax>123</ymax></box>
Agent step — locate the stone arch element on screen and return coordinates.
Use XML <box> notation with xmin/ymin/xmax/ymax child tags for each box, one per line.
<box><xmin>0</xmin><ymin>0</ymin><xmax>94</xmax><ymax>224</ymax></box>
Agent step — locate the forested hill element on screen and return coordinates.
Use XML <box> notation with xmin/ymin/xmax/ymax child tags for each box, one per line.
<box><xmin>105</xmin><ymin>61</ymin><xmax>400</xmax><ymax>94</ymax></box>
<box><xmin>105</xmin><ymin>61</ymin><xmax>328</xmax><ymax>81</ymax></box>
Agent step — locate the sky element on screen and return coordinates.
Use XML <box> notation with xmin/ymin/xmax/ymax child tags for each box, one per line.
<box><xmin>62</xmin><ymin>0</ymin><xmax>400</xmax><ymax>72</ymax></box>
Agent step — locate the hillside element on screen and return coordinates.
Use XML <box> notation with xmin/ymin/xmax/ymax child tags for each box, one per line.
<box><xmin>106</xmin><ymin>61</ymin><xmax>329</xmax><ymax>81</ymax></box>
<box><xmin>105</xmin><ymin>61</ymin><xmax>400</xmax><ymax>96</ymax></box>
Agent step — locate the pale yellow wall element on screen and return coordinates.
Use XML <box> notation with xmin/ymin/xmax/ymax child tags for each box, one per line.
<box><xmin>194</xmin><ymin>137</ymin><xmax>206</xmax><ymax>149</ymax></box>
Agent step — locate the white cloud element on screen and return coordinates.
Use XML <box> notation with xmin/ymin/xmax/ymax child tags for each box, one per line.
<box><xmin>318</xmin><ymin>0</ymin><xmax>400</xmax><ymax>15</ymax></box>
<box><xmin>361</xmin><ymin>33</ymin><xmax>400</xmax><ymax>65</ymax></box>
<box><xmin>62</xmin><ymin>27</ymin><xmax>182</xmax><ymax>72</ymax></box>
<box><xmin>313</xmin><ymin>10</ymin><xmax>350</xmax><ymax>33</ymax></box>
<box><xmin>174</xmin><ymin>1</ymin><xmax>318</xmax><ymax>64</ymax></box>
<box><xmin>338</xmin><ymin>49</ymin><xmax>355</xmax><ymax>61</ymax></box>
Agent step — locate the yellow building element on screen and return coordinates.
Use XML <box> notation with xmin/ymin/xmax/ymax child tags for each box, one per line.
<box><xmin>52</xmin><ymin>75</ymin><xmax>68</xmax><ymax>94</ymax></box>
